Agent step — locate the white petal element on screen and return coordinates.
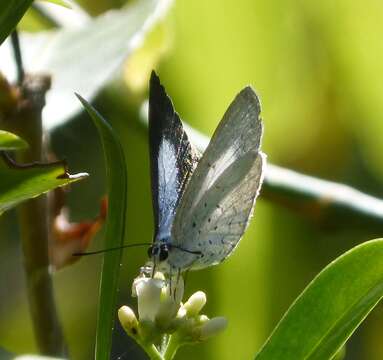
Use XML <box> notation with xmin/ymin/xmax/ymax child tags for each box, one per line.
<box><xmin>134</xmin><ymin>277</ymin><xmax>163</xmax><ymax>321</ymax></box>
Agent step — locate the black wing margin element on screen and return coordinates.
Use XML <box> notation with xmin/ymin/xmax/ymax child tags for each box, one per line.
<box><xmin>149</xmin><ymin>71</ymin><xmax>199</xmax><ymax>243</ymax></box>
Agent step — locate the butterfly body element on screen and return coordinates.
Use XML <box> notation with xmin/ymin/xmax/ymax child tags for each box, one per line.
<box><xmin>148</xmin><ymin>72</ymin><xmax>265</xmax><ymax>274</ymax></box>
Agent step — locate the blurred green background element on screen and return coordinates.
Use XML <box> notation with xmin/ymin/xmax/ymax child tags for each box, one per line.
<box><xmin>2</xmin><ymin>0</ymin><xmax>383</xmax><ymax>359</ymax></box>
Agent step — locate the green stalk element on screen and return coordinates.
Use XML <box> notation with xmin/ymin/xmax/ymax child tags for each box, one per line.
<box><xmin>163</xmin><ymin>335</ymin><xmax>181</xmax><ymax>360</ymax></box>
<box><xmin>142</xmin><ymin>344</ymin><xmax>164</xmax><ymax>360</ymax></box>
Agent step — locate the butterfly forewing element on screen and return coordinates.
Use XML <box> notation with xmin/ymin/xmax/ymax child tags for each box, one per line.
<box><xmin>169</xmin><ymin>87</ymin><xmax>265</xmax><ymax>270</ymax></box>
<box><xmin>149</xmin><ymin>72</ymin><xmax>200</xmax><ymax>243</ymax></box>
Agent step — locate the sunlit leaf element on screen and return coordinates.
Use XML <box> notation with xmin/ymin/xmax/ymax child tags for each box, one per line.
<box><xmin>255</xmin><ymin>238</ymin><xmax>383</xmax><ymax>360</ymax></box>
<box><xmin>37</xmin><ymin>0</ymin><xmax>72</xmax><ymax>9</ymax></box>
<box><xmin>14</xmin><ymin>356</ymin><xmax>65</xmax><ymax>360</ymax></box>
<box><xmin>332</xmin><ymin>346</ymin><xmax>346</xmax><ymax>360</ymax></box>
<box><xmin>0</xmin><ymin>0</ymin><xmax>173</xmax><ymax>130</ymax></box>
<box><xmin>0</xmin><ymin>153</ymin><xmax>88</xmax><ymax>215</ymax></box>
<box><xmin>0</xmin><ymin>0</ymin><xmax>33</xmax><ymax>45</ymax></box>
<box><xmin>76</xmin><ymin>95</ymin><xmax>127</xmax><ymax>360</ymax></box>
<box><xmin>123</xmin><ymin>22</ymin><xmax>171</xmax><ymax>93</ymax></box>
<box><xmin>0</xmin><ymin>130</ymin><xmax>28</xmax><ymax>150</ymax></box>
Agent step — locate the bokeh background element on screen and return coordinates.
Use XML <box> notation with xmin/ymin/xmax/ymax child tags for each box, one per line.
<box><xmin>1</xmin><ymin>0</ymin><xmax>383</xmax><ymax>359</ymax></box>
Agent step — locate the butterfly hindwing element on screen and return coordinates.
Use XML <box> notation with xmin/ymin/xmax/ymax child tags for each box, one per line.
<box><xmin>168</xmin><ymin>87</ymin><xmax>265</xmax><ymax>270</ymax></box>
<box><xmin>149</xmin><ymin>71</ymin><xmax>199</xmax><ymax>244</ymax></box>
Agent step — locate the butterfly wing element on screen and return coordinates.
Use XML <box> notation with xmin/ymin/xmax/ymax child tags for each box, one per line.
<box><xmin>168</xmin><ymin>86</ymin><xmax>265</xmax><ymax>270</ymax></box>
<box><xmin>149</xmin><ymin>71</ymin><xmax>200</xmax><ymax>243</ymax></box>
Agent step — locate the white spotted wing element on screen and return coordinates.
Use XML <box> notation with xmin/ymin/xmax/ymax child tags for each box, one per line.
<box><xmin>167</xmin><ymin>87</ymin><xmax>265</xmax><ymax>270</ymax></box>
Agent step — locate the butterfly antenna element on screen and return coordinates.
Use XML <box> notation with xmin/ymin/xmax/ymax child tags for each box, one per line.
<box><xmin>73</xmin><ymin>243</ymin><xmax>152</xmax><ymax>256</ymax></box>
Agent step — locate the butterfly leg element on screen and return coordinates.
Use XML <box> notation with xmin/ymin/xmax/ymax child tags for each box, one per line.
<box><xmin>151</xmin><ymin>261</ymin><xmax>157</xmax><ymax>278</ymax></box>
<box><xmin>168</xmin><ymin>266</ymin><xmax>173</xmax><ymax>296</ymax></box>
<box><xmin>183</xmin><ymin>267</ymin><xmax>191</xmax><ymax>292</ymax></box>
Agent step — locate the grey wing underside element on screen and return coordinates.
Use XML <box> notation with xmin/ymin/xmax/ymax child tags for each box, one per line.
<box><xmin>169</xmin><ymin>86</ymin><xmax>265</xmax><ymax>270</ymax></box>
<box><xmin>149</xmin><ymin>71</ymin><xmax>200</xmax><ymax>243</ymax></box>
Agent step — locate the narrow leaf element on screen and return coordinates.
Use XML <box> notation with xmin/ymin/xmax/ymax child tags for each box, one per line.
<box><xmin>0</xmin><ymin>130</ymin><xmax>28</xmax><ymax>150</ymax></box>
<box><xmin>0</xmin><ymin>153</ymin><xmax>87</xmax><ymax>215</ymax></box>
<box><xmin>14</xmin><ymin>356</ymin><xmax>65</xmax><ymax>360</ymax></box>
<box><xmin>255</xmin><ymin>238</ymin><xmax>383</xmax><ymax>360</ymax></box>
<box><xmin>76</xmin><ymin>94</ymin><xmax>127</xmax><ymax>360</ymax></box>
<box><xmin>0</xmin><ymin>0</ymin><xmax>33</xmax><ymax>45</ymax></box>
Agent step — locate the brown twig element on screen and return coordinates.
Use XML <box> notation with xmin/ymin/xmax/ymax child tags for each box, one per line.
<box><xmin>1</xmin><ymin>73</ymin><xmax>67</xmax><ymax>356</ymax></box>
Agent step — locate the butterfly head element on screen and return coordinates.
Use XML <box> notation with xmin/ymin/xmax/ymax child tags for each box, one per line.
<box><xmin>147</xmin><ymin>242</ymin><xmax>169</xmax><ymax>263</ymax></box>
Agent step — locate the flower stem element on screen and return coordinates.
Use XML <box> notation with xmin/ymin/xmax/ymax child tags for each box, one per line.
<box><xmin>163</xmin><ymin>335</ymin><xmax>181</xmax><ymax>360</ymax></box>
<box><xmin>142</xmin><ymin>343</ymin><xmax>164</xmax><ymax>360</ymax></box>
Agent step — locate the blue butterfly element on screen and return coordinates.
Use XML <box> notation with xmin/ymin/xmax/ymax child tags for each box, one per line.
<box><xmin>147</xmin><ymin>71</ymin><xmax>265</xmax><ymax>274</ymax></box>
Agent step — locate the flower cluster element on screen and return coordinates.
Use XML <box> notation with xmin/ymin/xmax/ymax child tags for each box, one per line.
<box><xmin>118</xmin><ymin>270</ymin><xmax>227</xmax><ymax>360</ymax></box>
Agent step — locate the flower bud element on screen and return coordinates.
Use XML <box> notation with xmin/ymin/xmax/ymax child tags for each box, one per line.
<box><xmin>183</xmin><ymin>291</ymin><xmax>206</xmax><ymax>317</ymax></box>
<box><xmin>177</xmin><ymin>305</ymin><xmax>187</xmax><ymax>318</ymax></box>
<box><xmin>197</xmin><ymin>317</ymin><xmax>227</xmax><ymax>341</ymax></box>
<box><xmin>196</xmin><ymin>314</ymin><xmax>209</xmax><ymax>325</ymax></box>
<box><xmin>118</xmin><ymin>306</ymin><xmax>139</xmax><ymax>336</ymax></box>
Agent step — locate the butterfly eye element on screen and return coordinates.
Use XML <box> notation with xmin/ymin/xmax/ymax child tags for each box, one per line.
<box><xmin>159</xmin><ymin>245</ymin><xmax>169</xmax><ymax>262</ymax></box>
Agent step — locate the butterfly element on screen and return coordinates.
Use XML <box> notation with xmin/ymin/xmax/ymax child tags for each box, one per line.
<box><xmin>147</xmin><ymin>71</ymin><xmax>265</xmax><ymax>275</ymax></box>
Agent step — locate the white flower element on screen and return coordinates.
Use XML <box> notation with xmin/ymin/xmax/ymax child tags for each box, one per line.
<box><xmin>133</xmin><ymin>274</ymin><xmax>164</xmax><ymax>322</ymax></box>
<box><xmin>156</xmin><ymin>275</ymin><xmax>185</xmax><ymax>328</ymax></box>
<box><xmin>119</xmin><ymin>270</ymin><xmax>227</xmax><ymax>359</ymax></box>
<box><xmin>131</xmin><ymin>272</ymin><xmax>185</xmax><ymax>327</ymax></box>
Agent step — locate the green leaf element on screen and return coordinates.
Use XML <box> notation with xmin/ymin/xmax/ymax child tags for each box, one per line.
<box><xmin>0</xmin><ymin>347</ymin><xmax>65</xmax><ymax>359</ymax></box>
<box><xmin>255</xmin><ymin>238</ymin><xmax>383</xmax><ymax>360</ymax></box>
<box><xmin>13</xmin><ymin>356</ymin><xmax>65</xmax><ymax>360</ymax></box>
<box><xmin>0</xmin><ymin>153</ymin><xmax>88</xmax><ymax>215</ymax></box>
<box><xmin>332</xmin><ymin>346</ymin><xmax>346</xmax><ymax>360</ymax></box>
<box><xmin>76</xmin><ymin>94</ymin><xmax>127</xmax><ymax>360</ymax></box>
<box><xmin>0</xmin><ymin>0</ymin><xmax>173</xmax><ymax>129</ymax></box>
<box><xmin>0</xmin><ymin>0</ymin><xmax>33</xmax><ymax>45</ymax></box>
<box><xmin>0</xmin><ymin>130</ymin><xmax>28</xmax><ymax>150</ymax></box>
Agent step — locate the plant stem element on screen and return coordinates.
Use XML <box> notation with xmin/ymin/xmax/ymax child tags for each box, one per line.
<box><xmin>163</xmin><ymin>335</ymin><xmax>180</xmax><ymax>360</ymax></box>
<box><xmin>142</xmin><ymin>343</ymin><xmax>164</xmax><ymax>360</ymax></box>
<box><xmin>5</xmin><ymin>74</ymin><xmax>67</xmax><ymax>356</ymax></box>
<box><xmin>262</xmin><ymin>164</ymin><xmax>383</xmax><ymax>232</ymax></box>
